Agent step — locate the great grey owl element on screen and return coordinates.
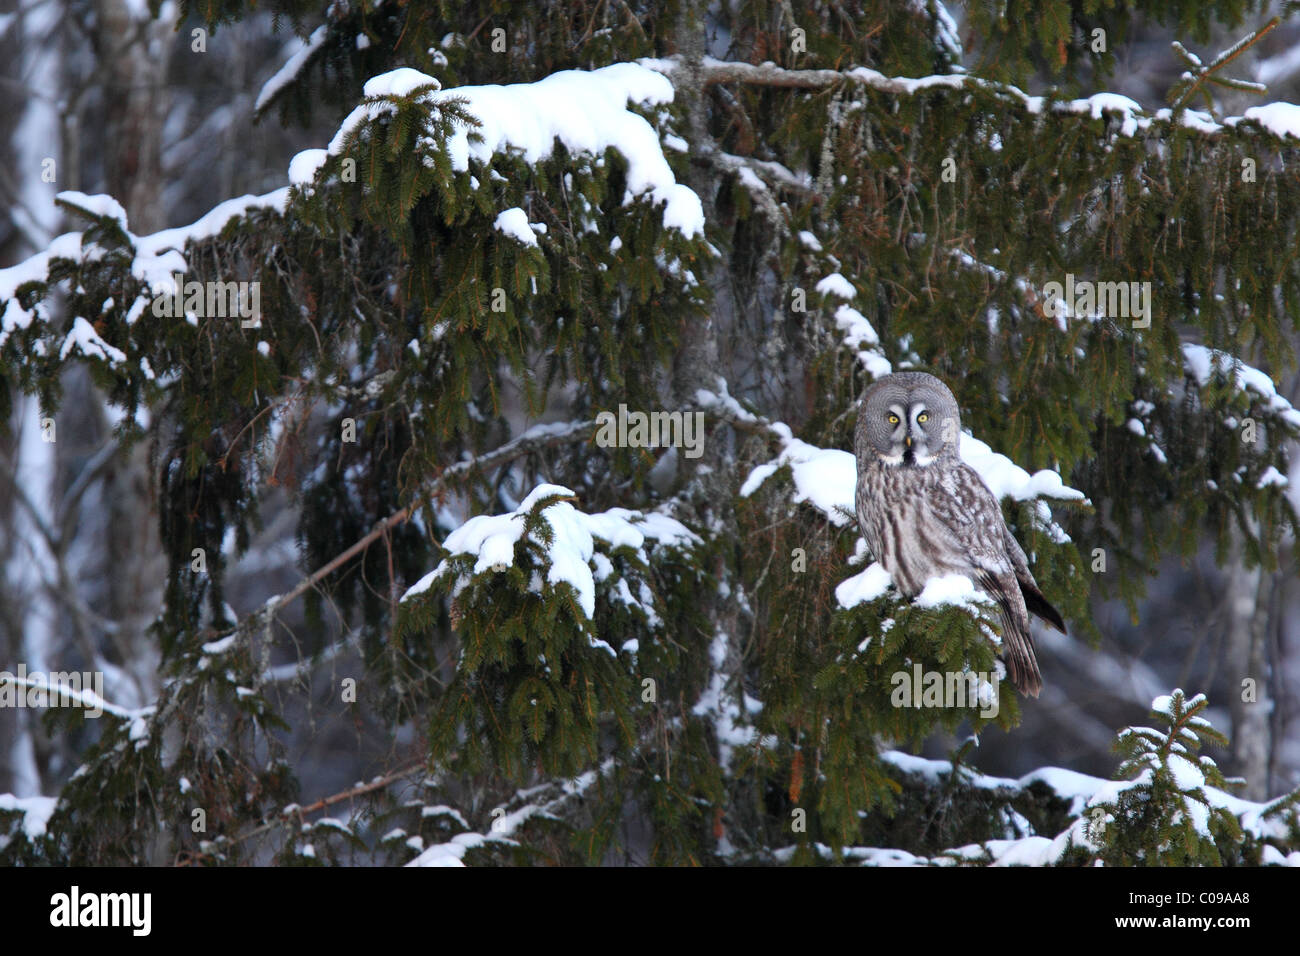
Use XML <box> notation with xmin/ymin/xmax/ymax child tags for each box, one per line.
<box><xmin>854</xmin><ymin>372</ymin><xmax>1065</xmax><ymax>697</ymax></box>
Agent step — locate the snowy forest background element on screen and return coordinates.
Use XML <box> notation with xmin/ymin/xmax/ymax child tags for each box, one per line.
<box><xmin>2</xmin><ymin>0</ymin><xmax>1300</xmax><ymax>865</ymax></box>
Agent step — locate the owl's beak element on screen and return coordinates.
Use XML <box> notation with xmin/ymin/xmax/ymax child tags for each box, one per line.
<box><xmin>905</xmin><ymin>435</ymin><xmax>912</xmax><ymax>447</ymax></box>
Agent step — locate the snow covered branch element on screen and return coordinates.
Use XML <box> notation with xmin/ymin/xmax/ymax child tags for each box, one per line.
<box><xmin>407</xmin><ymin>760</ymin><xmax>614</xmax><ymax>866</ymax></box>
<box><xmin>263</xmin><ymin>420</ymin><xmax>601</xmax><ymax>624</ymax></box>
<box><xmin>254</xmin><ymin>25</ymin><xmax>329</xmax><ymax>118</ymax></box>
<box><xmin>1169</xmin><ymin>17</ymin><xmax>1278</xmax><ymax>112</ymax></box>
<box><xmin>643</xmin><ymin>54</ymin><xmax>1300</xmax><ymax>144</ymax></box>
<box><xmin>0</xmin><ymin>671</ymin><xmax>150</xmax><ymax>722</ymax></box>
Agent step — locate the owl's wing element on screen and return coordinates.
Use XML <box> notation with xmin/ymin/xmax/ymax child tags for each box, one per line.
<box><xmin>854</xmin><ymin>469</ymin><xmax>885</xmax><ymax>565</ymax></box>
<box><xmin>1001</xmin><ymin>524</ymin><xmax>1067</xmax><ymax>634</ymax></box>
<box><xmin>936</xmin><ymin>464</ymin><xmax>1045</xmax><ymax>697</ymax></box>
<box><xmin>972</xmin><ymin>565</ymin><xmax>1043</xmax><ymax>697</ymax></box>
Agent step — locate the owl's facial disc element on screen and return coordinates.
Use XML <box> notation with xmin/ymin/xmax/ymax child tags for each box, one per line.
<box><xmin>901</xmin><ymin>401</ymin><xmax>937</xmax><ymax>466</ymax></box>
<box><xmin>877</xmin><ymin>403</ymin><xmax>909</xmax><ymax>463</ymax></box>
<box><xmin>878</xmin><ymin>400</ymin><xmax>930</xmax><ymax>468</ymax></box>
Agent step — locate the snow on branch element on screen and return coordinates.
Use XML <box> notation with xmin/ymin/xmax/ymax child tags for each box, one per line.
<box><xmin>737</xmin><ymin>416</ymin><xmax>1082</xmax><ymax>535</ymax></box>
<box><xmin>702</xmin><ymin>148</ymin><xmax>813</xmax><ymax>197</ymax></box>
<box><xmin>402</xmin><ymin>482</ymin><xmax>700</xmax><ymax>650</ymax></box>
<box><xmin>406</xmin><ymin>760</ymin><xmax>613</xmax><ymax>866</ymax></box>
<box><xmin>254</xmin><ymin>25</ymin><xmax>329</xmax><ymax>117</ymax></box>
<box><xmin>0</xmin><ymin>671</ymin><xmax>151</xmax><ymax>722</ymax></box>
<box><xmin>259</xmin><ymin>420</ymin><xmax>604</xmax><ymax>626</ymax></box>
<box><xmin>0</xmin><ymin>188</ymin><xmax>288</xmax><ymax>356</ymax></box>
<box><xmin>0</xmin><ymin>794</ymin><xmax>58</xmax><ymax>849</ymax></box>
<box><xmin>70</xmin><ymin>420</ymin><xmax>604</xmax><ymax>758</ymax></box>
<box><xmin>316</xmin><ymin>62</ymin><xmax>705</xmax><ymax>238</ymax></box>
<box><xmin>1182</xmin><ymin>343</ymin><xmax>1300</xmax><ymax>431</ymax></box>
<box><xmin>716</xmin><ymin>373</ymin><xmax>1082</xmax><ymax>613</ymax></box>
<box><xmin>641</xmin><ymin>54</ymin><xmax>1300</xmax><ymax>145</ymax></box>
<box><xmin>692</xmin><ymin>629</ymin><xmax>765</xmax><ymax>775</ymax></box>
<box><xmin>1169</xmin><ymin>17</ymin><xmax>1278</xmax><ymax>112</ymax></box>
<box><xmin>779</xmin><ymin>714</ymin><xmax>1299</xmax><ymax>866</ymax></box>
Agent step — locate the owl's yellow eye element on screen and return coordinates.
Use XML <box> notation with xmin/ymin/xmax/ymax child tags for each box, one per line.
<box><xmin>917</xmin><ymin>413</ymin><xmax>929</xmax><ymax>423</ymax></box>
<box><xmin>887</xmin><ymin>414</ymin><xmax>899</xmax><ymax>425</ymax></box>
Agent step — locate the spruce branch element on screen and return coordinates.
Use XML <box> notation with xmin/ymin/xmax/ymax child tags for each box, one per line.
<box><xmin>1093</xmin><ymin>690</ymin><xmax>1245</xmax><ymax>864</ymax></box>
<box><xmin>1168</xmin><ymin>17</ymin><xmax>1279</xmax><ymax>114</ymax></box>
<box><xmin>260</xmin><ymin>419</ymin><xmax>599</xmax><ymax>622</ymax></box>
<box><xmin>216</xmin><ymin>759</ymin><xmax>428</xmax><ymax>855</ymax></box>
<box><xmin>102</xmin><ymin>421</ymin><xmax>602</xmax><ymax>746</ymax></box>
<box><xmin>401</xmin><ymin>756</ymin><xmax>617</xmax><ymax>865</ymax></box>
<box><xmin>1259</xmin><ymin>786</ymin><xmax>1300</xmax><ymax>821</ymax></box>
<box><xmin>698</xmin><ymin>145</ymin><xmax>817</xmax><ymax>199</ymax></box>
<box><xmin>0</xmin><ymin>672</ymin><xmax>146</xmax><ymax>721</ymax></box>
<box><xmin>698</xmin><ymin>147</ymin><xmax>793</xmax><ymax>237</ymax></box>
<box><xmin>696</xmin><ymin>59</ymin><xmax>855</xmax><ymax>90</ymax></box>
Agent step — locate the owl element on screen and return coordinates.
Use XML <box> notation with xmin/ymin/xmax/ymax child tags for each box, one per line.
<box><xmin>853</xmin><ymin>372</ymin><xmax>1065</xmax><ymax>697</ymax></box>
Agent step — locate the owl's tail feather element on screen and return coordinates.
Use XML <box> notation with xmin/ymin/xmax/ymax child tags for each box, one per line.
<box><xmin>979</xmin><ymin>572</ymin><xmax>1043</xmax><ymax>698</ymax></box>
<box><xmin>1003</xmin><ymin>630</ymin><xmax>1043</xmax><ymax>698</ymax></box>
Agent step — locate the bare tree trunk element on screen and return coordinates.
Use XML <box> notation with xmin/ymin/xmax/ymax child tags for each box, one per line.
<box><xmin>96</xmin><ymin>0</ymin><xmax>173</xmax><ymax>233</ymax></box>
<box><xmin>0</xmin><ymin>0</ymin><xmax>69</xmax><ymax>798</ymax></box>
<box><xmin>1225</xmin><ymin>526</ymin><xmax>1272</xmax><ymax>800</ymax></box>
<box><xmin>50</xmin><ymin>1</ymin><xmax>175</xmax><ymax>714</ymax></box>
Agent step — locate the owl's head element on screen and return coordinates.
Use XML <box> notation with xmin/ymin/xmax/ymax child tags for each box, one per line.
<box><xmin>856</xmin><ymin>372</ymin><xmax>961</xmax><ymax>467</ymax></box>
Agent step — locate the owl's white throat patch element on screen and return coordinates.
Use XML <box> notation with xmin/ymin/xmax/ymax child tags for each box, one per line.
<box><xmin>878</xmin><ymin>449</ymin><xmax>938</xmax><ymax>467</ymax></box>
<box><xmin>896</xmin><ymin>445</ymin><xmax>938</xmax><ymax>467</ymax></box>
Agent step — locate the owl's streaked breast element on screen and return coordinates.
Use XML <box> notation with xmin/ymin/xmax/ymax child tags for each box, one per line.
<box><xmin>856</xmin><ymin>457</ymin><xmax>969</xmax><ymax>597</ymax></box>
